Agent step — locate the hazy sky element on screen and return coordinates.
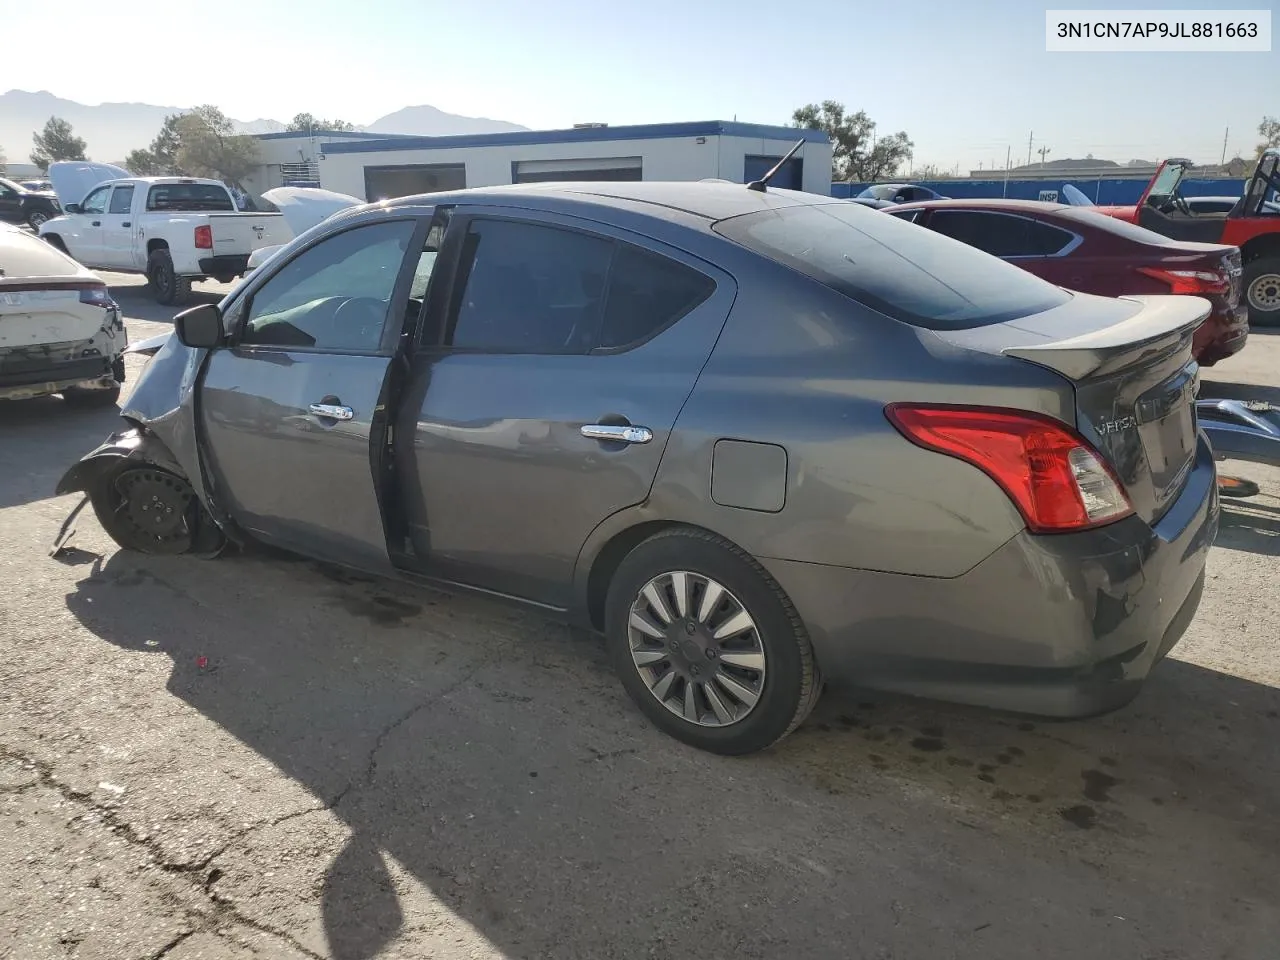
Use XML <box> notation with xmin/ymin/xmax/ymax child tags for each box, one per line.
<box><xmin>2</xmin><ymin>0</ymin><xmax>1275</xmax><ymax>170</ymax></box>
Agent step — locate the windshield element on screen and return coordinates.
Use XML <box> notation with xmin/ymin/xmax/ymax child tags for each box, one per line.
<box><xmin>146</xmin><ymin>183</ymin><xmax>235</xmax><ymax>212</ymax></box>
<box><xmin>857</xmin><ymin>185</ymin><xmax>896</xmax><ymax>200</ymax></box>
<box><xmin>713</xmin><ymin>201</ymin><xmax>1071</xmax><ymax>330</ymax></box>
<box><xmin>1145</xmin><ymin>162</ymin><xmax>1186</xmax><ymax>203</ymax></box>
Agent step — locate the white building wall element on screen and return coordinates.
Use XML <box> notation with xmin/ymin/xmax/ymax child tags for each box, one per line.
<box><xmin>317</xmin><ymin>133</ymin><xmax>833</xmax><ymax>199</ymax></box>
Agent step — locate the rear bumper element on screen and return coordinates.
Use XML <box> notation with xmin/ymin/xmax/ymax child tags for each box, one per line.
<box><xmin>0</xmin><ymin>323</ymin><xmax>126</xmax><ymax>400</ymax></box>
<box><xmin>196</xmin><ymin>255</ymin><xmax>250</xmax><ymax>277</ymax></box>
<box><xmin>1194</xmin><ymin>302</ymin><xmax>1249</xmax><ymax>366</ymax></box>
<box><xmin>763</xmin><ymin>433</ymin><xmax>1220</xmax><ymax>718</ymax></box>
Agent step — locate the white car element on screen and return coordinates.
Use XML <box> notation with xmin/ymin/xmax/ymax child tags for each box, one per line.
<box><xmin>0</xmin><ymin>222</ymin><xmax>125</xmax><ymax>405</ymax></box>
<box><xmin>244</xmin><ymin>187</ymin><xmax>363</xmax><ymax>273</ymax></box>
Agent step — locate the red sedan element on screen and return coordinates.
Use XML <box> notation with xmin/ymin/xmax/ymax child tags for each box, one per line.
<box><xmin>888</xmin><ymin>199</ymin><xmax>1248</xmax><ymax>365</ymax></box>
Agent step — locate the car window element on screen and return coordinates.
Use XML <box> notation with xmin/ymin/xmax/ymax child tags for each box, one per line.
<box><xmin>81</xmin><ymin>187</ymin><xmax>110</xmax><ymax>215</ymax></box>
<box><xmin>108</xmin><ymin>186</ymin><xmax>134</xmax><ymax>215</ymax></box>
<box><xmin>447</xmin><ymin>219</ymin><xmax>614</xmax><ymax>353</ymax></box>
<box><xmin>597</xmin><ymin>244</ymin><xmax>716</xmax><ymax>349</ymax></box>
<box><xmin>926</xmin><ymin>210</ymin><xmax>1075</xmax><ymax>257</ymax></box>
<box><xmin>888</xmin><ymin>208</ymin><xmax>922</xmax><ymax>223</ymax></box>
<box><xmin>713</xmin><ymin>201</ymin><xmax>1071</xmax><ymax>330</ymax></box>
<box><xmin>241</xmin><ymin>219</ymin><xmax>415</xmax><ymax>352</ymax></box>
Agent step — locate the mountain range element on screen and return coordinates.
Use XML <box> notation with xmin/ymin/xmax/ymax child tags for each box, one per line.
<box><xmin>0</xmin><ymin>90</ymin><xmax>528</xmax><ymax>167</ymax></box>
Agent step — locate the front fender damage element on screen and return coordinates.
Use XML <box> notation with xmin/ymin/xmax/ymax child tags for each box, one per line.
<box><xmin>55</xmin><ymin>428</ymin><xmax>183</xmax><ymax>497</ymax></box>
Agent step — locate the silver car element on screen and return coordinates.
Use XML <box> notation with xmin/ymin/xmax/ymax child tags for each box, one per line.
<box><xmin>57</xmin><ymin>182</ymin><xmax>1220</xmax><ymax>755</ymax></box>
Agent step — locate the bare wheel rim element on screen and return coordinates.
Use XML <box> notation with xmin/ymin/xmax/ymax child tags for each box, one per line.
<box><xmin>1248</xmin><ymin>273</ymin><xmax>1280</xmax><ymax>311</ymax></box>
<box><xmin>627</xmin><ymin>571</ymin><xmax>767</xmax><ymax>728</ymax></box>
<box><xmin>29</xmin><ymin>211</ymin><xmax>48</xmax><ymax>228</ymax></box>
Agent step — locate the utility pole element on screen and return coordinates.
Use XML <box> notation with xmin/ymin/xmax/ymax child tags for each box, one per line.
<box><xmin>1221</xmin><ymin>127</ymin><xmax>1229</xmax><ymax>166</ymax></box>
<box><xmin>1004</xmin><ymin>145</ymin><xmax>1012</xmax><ymax>197</ymax></box>
<box><xmin>1038</xmin><ymin>145</ymin><xmax>1051</xmax><ymax>167</ymax></box>
<box><xmin>1027</xmin><ymin>130</ymin><xmax>1034</xmax><ymax>167</ymax></box>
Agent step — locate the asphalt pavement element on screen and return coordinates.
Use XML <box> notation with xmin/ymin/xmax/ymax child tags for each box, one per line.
<box><xmin>2</xmin><ymin>275</ymin><xmax>1278</xmax><ymax>960</ymax></box>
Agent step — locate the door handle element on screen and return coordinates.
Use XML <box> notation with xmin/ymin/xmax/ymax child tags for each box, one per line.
<box><xmin>581</xmin><ymin>423</ymin><xmax>653</xmax><ymax>444</ymax></box>
<box><xmin>91</xmin><ymin>220</ymin><xmax>101</xmax><ymax>227</ymax></box>
<box><xmin>122</xmin><ymin>221</ymin><xmax>130</xmax><ymax>228</ymax></box>
<box><xmin>309</xmin><ymin>402</ymin><xmax>354</xmax><ymax>421</ymax></box>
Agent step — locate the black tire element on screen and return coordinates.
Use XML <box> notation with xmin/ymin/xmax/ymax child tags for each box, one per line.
<box><xmin>89</xmin><ymin>464</ymin><xmax>225</xmax><ymax>556</ymax></box>
<box><xmin>61</xmin><ymin>383</ymin><xmax>121</xmax><ymax>408</ymax></box>
<box><xmin>1243</xmin><ymin>256</ymin><xmax>1280</xmax><ymax>328</ymax></box>
<box><xmin>43</xmin><ymin>234</ymin><xmax>69</xmax><ymax>254</ymax></box>
<box><xmin>27</xmin><ymin>209</ymin><xmax>50</xmax><ymax>230</ymax></box>
<box><xmin>147</xmin><ymin>249</ymin><xmax>192</xmax><ymax>306</ymax></box>
<box><xmin>604</xmin><ymin>528</ymin><xmax>821</xmax><ymax>755</ymax></box>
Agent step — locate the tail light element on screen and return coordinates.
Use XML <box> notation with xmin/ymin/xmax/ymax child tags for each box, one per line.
<box><xmin>1137</xmin><ymin>266</ymin><xmax>1228</xmax><ymax>295</ymax></box>
<box><xmin>885</xmin><ymin>404</ymin><xmax>1133</xmax><ymax>533</ymax></box>
<box><xmin>78</xmin><ymin>284</ymin><xmax>115</xmax><ymax>308</ymax></box>
<box><xmin>194</xmin><ymin>225</ymin><xmax>213</xmax><ymax>249</ymax></box>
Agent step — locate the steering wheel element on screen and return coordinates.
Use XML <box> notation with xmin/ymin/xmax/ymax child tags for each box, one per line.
<box><xmin>1173</xmin><ymin>194</ymin><xmax>1193</xmax><ymax>216</ymax></box>
<box><xmin>332</xmin><ymin>297</ymin><xmax>388</xmax><ymax>350</ymax></box>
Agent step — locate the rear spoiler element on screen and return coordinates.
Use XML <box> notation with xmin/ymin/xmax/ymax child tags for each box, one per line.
<box><xmin>1001</xmin><ymin>295</ymin><xmax>1209</xmax><ymax>380</ymax></box>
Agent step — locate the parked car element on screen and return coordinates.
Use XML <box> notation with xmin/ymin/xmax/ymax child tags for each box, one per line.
<box><xmin>856</xmin><ymin>183</ymin><xmax>948</xmax><ymax>204</ymax></box>
<box><xmin>39</xmin><ymin>167</ymin><xmax>290</xmax><ymax>306</ymax></box>
<box><xmin>847</xmin><ymin>197</ymin><xmax>896</xmax><ymax>209</ymax></box>
<box><xmin>58</xmin><ymin>182</ymin><xmax>1218</xmax><ymax>755</ymax></box>
<box><xmin>0</xmin><ymin>176</ymin><xmax>62</xmax><ymax>229</ymax></box>
<box><xmin>0</xmin><ymin>222</ymin><xmax>125</xmax><ymax>405</ymax></box>
<box><xmin>243</xmin><ymin>186</ymin><xmax>362</xmax><ymax>274</ymax></box>
<box><xmin>1093</xmin><ymin>150</ymin><xmax>1280</xmax><ymax>326</ymax></box>
<box><xmin>889</xmin><ymin>198</ymin><xmax>1248</xmax><ymax>366</ymax></box>
<box><xmin>20</xmin><ymin>179</ymin><xmax>54</xmax><ymax>193</ymax></box>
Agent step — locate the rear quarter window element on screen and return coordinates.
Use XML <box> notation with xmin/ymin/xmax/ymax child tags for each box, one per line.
<box><xmin>713</xmin><ymin>202</ymin><xmax>1071</xmax><ymax>329</ymax></box>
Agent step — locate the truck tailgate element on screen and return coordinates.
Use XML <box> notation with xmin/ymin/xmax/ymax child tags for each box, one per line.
<box><xmin>201</xmin><ymin>213</ymin><xmax>290</xmax><ymax>253</ymax></box>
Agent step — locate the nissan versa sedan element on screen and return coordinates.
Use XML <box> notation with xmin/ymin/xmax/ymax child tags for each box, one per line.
<box><xmin>56</xmin><ymin>182</ymin><xmax>1220</xmax><ymax>755</ymax></box>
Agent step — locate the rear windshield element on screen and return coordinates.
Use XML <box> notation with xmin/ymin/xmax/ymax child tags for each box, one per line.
<box><xmin>146</xmin><ymin>183</ymin><xmax>234</xmax><ymax>212</ymax></box>
<box><xmin>1056</xmin><ymin>208</ymin><xmax>1182</xmax><ymax>245</ymax></box>
<box><xmin>712</xmin><ymin>202</ymin><xmax>1071</xmax><ymax>329</ymax></box>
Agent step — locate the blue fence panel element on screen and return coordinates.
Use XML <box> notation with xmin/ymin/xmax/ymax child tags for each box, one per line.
<box><xmin>832</xmin><ymin>178</ymin><xmax>1246</xmax><ymax>204</ymax></box>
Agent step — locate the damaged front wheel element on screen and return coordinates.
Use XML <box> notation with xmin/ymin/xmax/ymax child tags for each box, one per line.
<box><xmin>90</xmin><ymin>465</ymin><xmax>225</xmax><ymax>556</ymax></box>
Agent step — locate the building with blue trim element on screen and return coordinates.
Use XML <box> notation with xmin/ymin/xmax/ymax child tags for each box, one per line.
<box><xmin>248</xmin><ymin>122</ymin><xmax>833</xmax><ymax>200</ymax></box>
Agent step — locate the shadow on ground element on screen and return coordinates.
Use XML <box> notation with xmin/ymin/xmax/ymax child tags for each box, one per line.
<box><xmin>56</xmin><ymin>548</ymin><xmax>1280</xmax><ymax>960</ymax></box>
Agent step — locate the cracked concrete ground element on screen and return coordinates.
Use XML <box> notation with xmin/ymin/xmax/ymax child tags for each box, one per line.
<box><xmin>2</xmin><ymin>276</ymin><xmax>1279</xmax><ymax>959</ymax></box>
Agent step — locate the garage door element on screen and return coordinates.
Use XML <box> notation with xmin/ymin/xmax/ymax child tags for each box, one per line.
<box><xmin>513</xmin><ymin>157</ymin><xmax>643</xmax><ymax>183</ymax></box>
<box><xmin>743</xmin><ymin>155</ymin><xmax>804</xmax><ymax>190</ymax></box>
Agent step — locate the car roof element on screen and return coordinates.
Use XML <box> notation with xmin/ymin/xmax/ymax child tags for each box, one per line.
<box><xmin>386</xmin><ymin>181</ymin><xmax>837</xmax><ymax>222</ymax></box>
<box><xmin>893</xmin><ymin>198</ymin><xmax>1071</xmax><ymax>214</ymax></box>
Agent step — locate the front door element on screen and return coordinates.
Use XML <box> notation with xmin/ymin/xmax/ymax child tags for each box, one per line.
<box><xmin>71</xmin><ymin>185</ymin><xmax>111</xmax><ymax>266</ymax></box>
<box><xmin>99</xmin><ymin>184</ymin><xmax>137</xmax><ymax>269</ymax></box>
<box><xmin>198</xmin><ymin>214</ymin><xmax>432</xmax><ymax>571</ymax></box>
<box><xmin>396</xmin><ymin>210</ymin><xmax>735</xmax><ymax>607</ymax></box>
<box><xmin>0</xmin><ymin>181</ymin><xmax>21</xmax><ymax>224</ymax></box>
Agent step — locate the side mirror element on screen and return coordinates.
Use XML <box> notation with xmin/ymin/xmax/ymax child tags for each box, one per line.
<box><xmin>64</xmin><ymin>203</ymin><xmax>81</xmax><ymax>214</ymax></box>
<box><xmin>173</xmin><ymin>303</ymin><xmax>225</xmax><ymax>349</ymax></box>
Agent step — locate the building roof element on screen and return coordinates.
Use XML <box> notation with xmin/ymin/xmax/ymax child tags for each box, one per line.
<box><xmin>253</xmin><ymin>129</ymin><xmax>421</xmax><ymax>141</ymax></box>
<box><xmin>320</xmin><ymin>121</ymin><xmax>829</xmax><ymax>155</ymax></box>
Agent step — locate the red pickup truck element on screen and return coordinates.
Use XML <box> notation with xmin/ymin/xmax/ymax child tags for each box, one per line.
<box><xmin>1095</xmin><ymin>150</ymin><xmax>1280</xmax><ymax>327</ymax></box>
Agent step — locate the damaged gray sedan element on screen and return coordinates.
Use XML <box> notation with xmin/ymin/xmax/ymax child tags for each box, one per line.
<box><xmin>57</xmin><ymin>181</ymin><xmax>1219</xmax><ymax>755</ymax></box>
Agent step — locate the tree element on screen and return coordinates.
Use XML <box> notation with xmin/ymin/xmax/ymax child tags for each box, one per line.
<box><xmin>0</xmin><ymin>144</ymin><xmax>6</xmax><ymax>174</ymax></box>
<box><xmin>174</xmin><ymin>105</ymin><xmax>260</xmax><ymax>188</ymax></box>
<box><xmin>1258</xmin><ymin>116</ymin><xmax>1280</xmax><ymax>159</ymax></box>
<box><xmin>285</xmin><ymin>112</ymin><xmax>355</xmax><ymax>133</ymax></box>
<box><xmin>911</xmin><ymin>163</ymin><xmax>945</xmax><ymax>179</ymax></box>
<box><xmin>30</xmin><ymin>116</ymin><xmax>88</xmax><ymax>172</ymax></box>
<box><xmin>791</xmin><ymin>101</ymin><xmax>914</xmax><ymax>182</ymax></box>
<box><xmin>126</xmin><ymin>113</ymin><xmax>185</xmax><ymax>175</ymax></box>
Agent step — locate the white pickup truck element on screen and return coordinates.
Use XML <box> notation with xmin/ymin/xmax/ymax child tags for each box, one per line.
<box><xmin>39</xmin><ymin>172</ymin><xmax>290</xmax><ymax>305</ymax></box>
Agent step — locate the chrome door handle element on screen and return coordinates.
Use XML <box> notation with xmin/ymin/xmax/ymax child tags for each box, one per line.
<box><xmin>309</xmin><ymin>403</ymin><xmax>354</xmax><ymax>421</ymax></box>
<box><xmin>581</xmin><ymin>423</ymin><xmax>652</xmax><ymax>444</ymax></box>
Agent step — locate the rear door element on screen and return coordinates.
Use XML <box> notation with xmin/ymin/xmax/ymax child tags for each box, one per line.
<box><xmin>99</xmin><ymin>185</ymin><xmax>137</xmax><ymax>269</ymax></box>
<box><xmin>395</xmin><ymin>209</ymin><xmax>735</xmax><ymax>607</ymax></box>
<box><xmin>197</xmin><ymin>211</ymin><xmax>437</xmax><ymax>571</ymax></box>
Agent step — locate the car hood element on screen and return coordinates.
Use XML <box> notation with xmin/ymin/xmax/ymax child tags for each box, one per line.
<box><xmin>262</xmin><ymin>187</ymin><xmax>362</xmax><ymax>238</ymax></box>
<box><xmin>48</xmin><ymin>161</ymin><xmax>132</xmax><ymax>207</ymax></box>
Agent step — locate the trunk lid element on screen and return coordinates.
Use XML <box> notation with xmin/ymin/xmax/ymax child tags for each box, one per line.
<box><xmin>936</xmin><ymin>291</ymin><xmax>1208</xmax><ymax>524</ymax></box>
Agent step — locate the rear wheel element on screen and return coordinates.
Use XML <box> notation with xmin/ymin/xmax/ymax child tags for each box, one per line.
<box><xmin>1243</xmin><ymin>256</ymin><xmax>1280</xmax><ymax>328</ymax></box>
<box><xmin>604</xmin><ymin>528</ymin><xmax>821</xmax><ymax>755</ymax></box>
<box><xmin>27</xmin><ymin>209</ymin><xmax>50</xmax><ymax>229</ymax></box>
<box><xmin>89</xmin><ymin>465</ymin><xmax>224</xmax><ymax>556</ymax></box>
<box><xmin>147</xmin><ymin>249</ymin><xmax>192</xmax><ymax>306</ymax></box>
